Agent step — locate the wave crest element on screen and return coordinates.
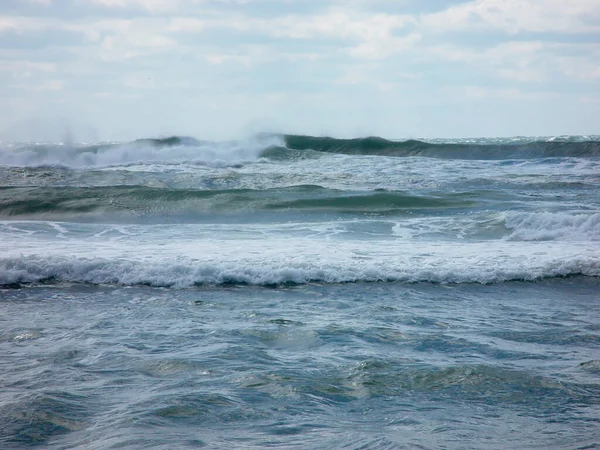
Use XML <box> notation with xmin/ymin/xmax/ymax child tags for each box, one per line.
<box><xmin>2</xmin><ymin>134</ymin><xmax>599</xmax><ymax>169</ymax></box>
<box><xmin>504</xmin><ymin>211</ymin><xmax>600</xmax><ymax>241</ymax></box>
<box><xmin>282</xmin><ymin>135</ymin><xmax>600</xmax><ymax>159</ymax></box>
<box><xmin>0</xmin><ymin>135</ymin><xmax>283</xmax><ymax>168</ymax></box>
<box><xmin>1</xmin><ymin>250</ymin><xmax>597</xmax><ymax>288</ymax></box>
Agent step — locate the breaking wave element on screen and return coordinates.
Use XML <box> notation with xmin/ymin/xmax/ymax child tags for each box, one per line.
<box><xmin>504</xmin><ymin>211</ymin><xmax>600</xmax><ymax>241</ymax></box>
<box><xmin>0</xmin><ymin>135</ymin><xmax>282</xmax><ymax>168</ymax></box>
<box><xmin>1</xmin><ymin>251</ymin><xmax>598</xmax><ymax>288</ymax></box>
<box><xmin>1</xmin><ymin>134</ymin><xmax>599</xmax><ymax>169</ymax></box>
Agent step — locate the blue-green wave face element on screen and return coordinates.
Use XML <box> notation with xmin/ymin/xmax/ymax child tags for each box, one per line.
<box><xmin>281</xmin><ymin>134</ymin><xmax>600</xmax><ymax>159</ymax></box>
<box><xmin>0</xmin><ymin>185</ymin><xmax>475</xmax><ymax>219</ymax></box>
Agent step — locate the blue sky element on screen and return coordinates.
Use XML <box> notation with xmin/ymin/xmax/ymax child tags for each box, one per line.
<box><xmin>1</xmin><ymin>0</ymin><xmax>599</xmax><ymax>141</ymax></box>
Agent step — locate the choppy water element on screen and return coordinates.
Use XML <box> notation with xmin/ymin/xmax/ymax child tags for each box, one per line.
<box><xmin>1</xmin><ymin>134</ymin><xmax>599</xmax><ymax>448</ymax></box>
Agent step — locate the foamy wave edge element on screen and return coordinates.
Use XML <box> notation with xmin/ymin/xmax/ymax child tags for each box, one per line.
<box><xmin>1</xmin><ymin>254</ymin><xmax>598</xmax><ymax>288</ymax></box>
<box><xmin>0</xmin><ymin>135</ymin><xmax>284</xmax><ymax>168</ymax></box>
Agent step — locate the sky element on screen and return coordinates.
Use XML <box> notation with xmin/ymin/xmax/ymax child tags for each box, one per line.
<box><xmin>0</xmin><ymin>0</ymin><xmax>599</xmax><ymax>142</ymax></box>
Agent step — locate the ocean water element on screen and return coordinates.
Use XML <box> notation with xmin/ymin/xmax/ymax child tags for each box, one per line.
<box><xmin>1</xmin><ymin>135</ymin><xmax>599</xmax><ymax>449</ymax></box>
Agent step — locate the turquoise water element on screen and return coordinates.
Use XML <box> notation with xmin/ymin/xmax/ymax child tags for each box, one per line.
<box><xmin>1</xmin><ymin>135</ymin><xmax>599</xmax><ymax>448</ymax></box>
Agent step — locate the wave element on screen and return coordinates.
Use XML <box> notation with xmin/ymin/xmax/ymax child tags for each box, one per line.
<box><xmin>390</xmin><ymin>211</ymin><xmax>600</xmax><ymax>242</ymax></box>
<box><xmin>2</xmin><ymin>134</ymin><xmax>599</xmax><ymax>169</ymax></box>
<box><xmin>1</xmin><ymin>250</ymin><xmax>597</xmax><ymax>288</ymax></box>
<box><xmin>504</xmin><ymin>211</ymin><xmax>600</xmax><ymax>241</ymax></box>
<box><xmin>281</xmin><ymin>135</ymin><xmax>600</xmax><ymax>159</ymax></box>
<box><xmin>0</xmin><ymin>135</ymin><xmax>281</xmax><ymax>168</ymax></box>
<box><xmin>0</xmin><ymin>186</ymin><xmax>472</xmax><ymax>218</ymax></box>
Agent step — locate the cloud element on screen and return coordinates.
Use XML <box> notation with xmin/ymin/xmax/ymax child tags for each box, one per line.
<box><xmin>261</xmin><ymin>10</ymin><xmax>419</xmax><ymax>59</ymax></box>
<box><xmin>425</xmin><ymin>40</ymin><xmax>598</xmax><ymax>83</ymax></box>
<box><xmin>556</xmin><ymin>50</ymin><xmax>600</xmax><ymax>81</ymax></box>
<box><xmin>0</xmin><ymin>60</ymin><xmax>56</xmax><ymax>75</ymax></box>
<box><xmin>348</xmin><ymin>33</ymin><xmax>421</xmax><ymax>59</ymax></box>
<box><xmin>86</xmin><ymin>0</ymin><xmax>186</xmax><ymax>13</ymax></box>
<box><xmin>167</xmin><ymin>17</ymin><xmax>205</xmax><ymax>33</ymax></box>
<box><xmin>268</xmin><ymin>10</ymin><xmax>414</xmax><ymax>41</ymax></box>
<box><xmin>460</xmin><ymin>85</ymin><xmax>559</xmax><ymax>101</ymax></box>
<box><xmin>422</xmin><ymin>0</ymin><xmax>600</xmax><ymax>34</ymax></box>
<box><xmin>0</xmin><ymin>0</ymin><xmax>598</xmax><ymax>139</ymax></box>
<box><xmin>98</xmin><ymin>24</ymin><xmax>177</xmax><ymax>61</ymax></box>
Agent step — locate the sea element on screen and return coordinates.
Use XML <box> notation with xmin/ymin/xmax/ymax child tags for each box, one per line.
<box><xmin>1</xmin><ymin>134</ymin><xmax>599</xmax><ymax>449</ymax></box>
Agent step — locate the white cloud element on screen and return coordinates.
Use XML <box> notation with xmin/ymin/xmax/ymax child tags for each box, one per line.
<box><xmin>167</xmin><ymin>17</ymin><xmax>206</xmax><ymax>33</ymax></box>
<box><xmin>422</xmin><ymin>0</ymin><xmax>600</xmax><ymax>34</ymax></box>
<box><xmin>348</xmin><ymin>33</ymin><xmax>421</xmax><ymax>59</ymax></box>
<box><xmin>99</xmin><ymin>32</ymin><xmax>177</xmax><ymax>60</ymax></box>
<box><xmin>0</xmin><ymin>61</ymin><xmax>56</xmax><ymax>75</ymax></box>
<box><xmin>86</xmin><ymin>0</ymin><xmax>185</xmax><ymax>13</ymax></box>
<box><xmin>580</xmin><ymin>95</ymin><xmax>600</xmax><ymax>104</ymax></box>
<box><xmin>0</xmin><ymin>15</ymin><xmax>40</xmax><ymax>32</ymax></box>
<box><xmin>259</xmin><ymin>10</ymin><xmax>419</xmax><ymax>60</ymax></box>
<box><xmin>12</xmin><ymin>79</ymin><xmax>65</xmax><ymax>91</ymax></box>
<box><xmin>427</xmin><ymin>40</ymin><xmax>600</xmax><ymax>84</ymax></box>
<box><xmin>204</xmin><ymin>46</ymin><xmax>265</xmax><ymax>66</ymax></box>
<box><xmin>557</xmin><ymin>52</ymin><xmax>600</xmax><ymax>81</ymax></box>
<box><xmin>270</xmin><ymin>11</ymin><xmax>414</xmax><ymax>41</ymax></box>
<box><xmin>0</xmin><ymin>0</ymin><xmax>598</xmax><ymax>139</ymax></box>
<box><xmin>461</xmin><ymin>85</ymin><xmax>558</xmax><ymax>101</ymax></box>
<box><xmin>428</xmin><ymin>41</ymin><xmax>551</xmax><ymax>82</ymax></box>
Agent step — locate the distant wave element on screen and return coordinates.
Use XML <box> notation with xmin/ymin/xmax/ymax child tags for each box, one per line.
<box><xmin>1</xmin><ymin>134</ymin><xmax>599</xmax><ymax>168</ymax></box>
<box><xmin>281</xmin><ymin>135</ymin><xmax>600</xmax><ymax>159</ymax></box>
<box><xmin>0</xmin><ymin>135</ymin><xmax>281</xmax><ymax>168</ymax></box>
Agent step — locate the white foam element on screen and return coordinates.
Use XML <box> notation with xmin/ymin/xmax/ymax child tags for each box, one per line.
<box><xmin>391</xmin><ymin>211</ymin><xmax>600</xmax><ymax>242</ymax></box>
<box><xmin>0</xmin><ymin>136</ymin><xmax>283</xmax><ymax>169</ymax></box>
<box><xmin>504</xmin><ymin>211</ymin><xmax>600</xmax><ymax>241</ymax></box>
<box><xmin>1</xmin><ymin>232</ymin><xmax>597</xmax><ymax>287</ymax></box>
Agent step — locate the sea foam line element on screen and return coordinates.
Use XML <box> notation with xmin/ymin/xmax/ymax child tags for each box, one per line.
<box><xmin>1</xmin><ymin>250</ymin><xmax>598</xmax><ymax>288</ymax></box>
